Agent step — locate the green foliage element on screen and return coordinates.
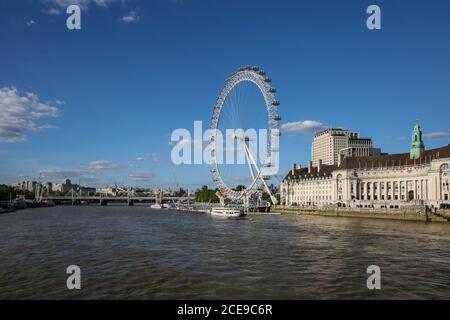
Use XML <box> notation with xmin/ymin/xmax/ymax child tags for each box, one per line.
<box><xmin>0</xmin><ymin>185</ymin><xmax>34</xmax><ymax>201</ymax></box>
<box><xmin>195</xmin><ymin>188</ymin><xmax>219</xmax><ymax>203</ymax></box>
<box><xmin>262</xmin><ymin>192</ymin><xmax>273</xmax><ymax>205</ymax></box>
<box><xmin>233</xmin><ymin>185</ymin><xmax>246</xmax><ymax>192</ymax></box>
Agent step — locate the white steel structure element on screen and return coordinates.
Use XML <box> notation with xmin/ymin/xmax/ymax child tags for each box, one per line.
<box><xmin>209</xmin><ymin>66</ymin><xmax>281</xmax><ymax>207</ymax></box>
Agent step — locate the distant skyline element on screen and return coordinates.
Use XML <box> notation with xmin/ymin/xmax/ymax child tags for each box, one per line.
<box><xmin>1</xmin><ymin>0</ymin><xmax>450</xmax><ymax>188</ymax></box>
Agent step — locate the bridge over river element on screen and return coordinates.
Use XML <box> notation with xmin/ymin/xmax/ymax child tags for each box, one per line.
<box><xmin>47</xmin><ymin>195</ymin><xmax>191</xmax><ymax>206</ymax></box>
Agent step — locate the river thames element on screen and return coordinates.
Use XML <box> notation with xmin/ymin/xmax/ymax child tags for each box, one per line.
<box><xmin>0</xmin><ymin>205</ymin><xmax>449</xmax><ymax>299</ymax></box>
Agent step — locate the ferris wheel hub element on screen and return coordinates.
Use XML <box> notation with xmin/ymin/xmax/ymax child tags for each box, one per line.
<box><xmin>209</xmin><ymin>66</ymin><xmax>281</xmax><ymax>205</ymax></box>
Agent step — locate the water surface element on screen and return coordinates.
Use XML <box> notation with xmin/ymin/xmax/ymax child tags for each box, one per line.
<box><xmin>0</xmin><ymin>206</ymin><xmax>449</xmax><ymax>299</ymax></box>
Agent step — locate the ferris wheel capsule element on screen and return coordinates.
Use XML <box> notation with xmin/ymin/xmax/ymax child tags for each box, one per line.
<box><xmin>209</xmin><ymin>66</ymin><xmax>281</xmax><ymax>204</ymax></box>
<box><xmin>272</xmin><ymin>114</ymin><xmax>282</xmax><ymax>121</ymax></box>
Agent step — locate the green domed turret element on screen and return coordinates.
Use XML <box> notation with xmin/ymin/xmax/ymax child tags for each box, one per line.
<box><xmin>410</xmin><ymin>121</ymin><xmax>425</xmax><ymax>160</ymax></box>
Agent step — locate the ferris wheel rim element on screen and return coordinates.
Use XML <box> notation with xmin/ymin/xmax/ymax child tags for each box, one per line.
<box><xmin>210</xmin><ymin>66</ymin><xmax>280</xmax><ymax>201</ymax></box>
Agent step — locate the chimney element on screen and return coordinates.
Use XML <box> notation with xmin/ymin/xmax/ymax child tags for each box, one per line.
<box><xmin>308</xmin><ymin>161</ymin><xmax>313</xmax><ymax>174</ymax></box>
<box><xmin>318</xmin><ymin>159</ymin><xmax>322</xmax><ymax>173</ymax></box>
<box><xmin>291</xmin><ymin>163</ymin><xmax>297</xmax><ymax>175</ymax></box>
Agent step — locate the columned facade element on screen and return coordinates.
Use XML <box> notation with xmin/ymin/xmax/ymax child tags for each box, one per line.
<box><xmin>281</xmin><ymin>144</ymin><xmax>450</xmax><ymax>209</ymax></box>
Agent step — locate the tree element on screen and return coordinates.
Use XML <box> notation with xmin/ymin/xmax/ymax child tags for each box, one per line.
<box><xmin>261</xmin><ymin>192</ymin><xmax>273</xmax><ymax>205</ymax></box>
<box><xmin>0</xmin><ymin>185</ymin><xmax>34</xmax><ymax>201</ymax></box>
<box><xmin>195</xmin><ymin>187</ymin><xmax>219</xmax><ymax>203</ymax></box>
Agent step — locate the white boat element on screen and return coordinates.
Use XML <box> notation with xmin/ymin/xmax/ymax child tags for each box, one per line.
<box><xmin>150</xmin><ymin>204</ymin><xmax>163</xmax><ymax>209</ymax></box>
<box><xmin>210</xmin><ymin>207</ymin><xmax>244</xmax><ymax>218</ymax></box>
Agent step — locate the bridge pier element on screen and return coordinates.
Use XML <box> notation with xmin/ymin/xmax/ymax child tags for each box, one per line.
<box><xmin>47</xmin><ymin>196</ymin><xmax>187</xmax><ymax>205</ymax></box>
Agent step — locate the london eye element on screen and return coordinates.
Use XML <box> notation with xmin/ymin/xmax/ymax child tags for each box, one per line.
<box><xmin>209</xmin><ymin>66</ymin><xmax>281</xmax><ymax>208</ymax></box>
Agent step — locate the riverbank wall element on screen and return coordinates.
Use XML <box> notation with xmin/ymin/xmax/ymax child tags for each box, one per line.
<box><xmin>273</xmin><ymin>206</ymin><xmax>450</xmax><ymax>223</ymax></box>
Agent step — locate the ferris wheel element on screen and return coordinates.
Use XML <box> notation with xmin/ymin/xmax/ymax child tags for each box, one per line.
<box><xmin>209</xmin><ymin>66</ymin><xmax>281</xmax><ymax>205</ymax></box>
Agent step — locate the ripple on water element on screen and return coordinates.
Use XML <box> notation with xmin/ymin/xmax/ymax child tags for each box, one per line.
<box><xmin>0</xmin><ymin>206</ymin><xmax>450</xmax><ymax>299</ymax></box>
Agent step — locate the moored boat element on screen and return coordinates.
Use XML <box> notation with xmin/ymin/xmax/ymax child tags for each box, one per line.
<box><xmin>210</xmin><ymin>207</ymin><xmax>244</xmax><ymax>218</ymax></box>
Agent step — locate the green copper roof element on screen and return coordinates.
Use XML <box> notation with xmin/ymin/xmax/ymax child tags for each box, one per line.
<box><xmin>410</xmin><ymin>121</ymin><xmax>425</xmax><ymax>160</ymax></box>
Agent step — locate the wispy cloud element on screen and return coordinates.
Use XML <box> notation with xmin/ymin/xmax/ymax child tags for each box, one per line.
<box><xmin>39</xmin><ymin>168</ymin><xmax>87</xmax><ymax>180</ymax></box>
<box><xmin>128</xmin><ymin>172</ymin><xmax>155</xmax><ymax>181</ymax></box>
<box><xmin>119</xmin><ymin>10</ymin><xmax>141</xmax><ymax>24</ymax></box>
<box><xmin>170</xmin><ymin>139</ymin><xmax>209</xmax><ymax>149</ymax></box>
<box><xmin>83</xmin><ymin>160</ymin><xmax>126</xmax><ymax>171</ymax></box>
<box><xmin>281</xmin><ymin>120</ymin><xmax>326</xmax><ymax>133</ymax></box>
<box><xmin>0</xmin><ymin>86</ymin><xmax>60</xmax><ymax>143</ymax></box>
<box><xmin>38</xmin><ymin>167</ymin><xmax>112</xmax><ymax>186</ymax></box>
<box><xmin>47</xmin><ymin>7</ymin><xmax>62</xmax><ymax>15</ymax></box>
<box><xmin>42</xmin><ymin>0</ymin><xmax>120</xmax><ymax>10</ymax></box>
<box><xmin>424</xmin><ymin>131</ymin><xmax>450</xmax><ymax>140</ymax></box>
<box><xmin>135</xmin><ymin>153</ymin><xmax>160</xmax><ymax>163</ymax></box>
<box><xmin>0</xmin><ymin>150</ymin><xmax>8</xmax><ymax>156</ymax></box>
<box><xmin>39</xmin><ymin>159</ymin><xmax>128</xmax><ymax>185</ymax></box>
<box><xmin>26</xmin><ymin>20</ymin><xmax>36</xmax><ymax>26</ymax></box>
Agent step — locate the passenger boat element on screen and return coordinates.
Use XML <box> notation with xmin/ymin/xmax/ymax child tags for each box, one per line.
<box><xmin>150</xmin><ymin>204</ymin><xmax>163</xmax><ymax>209</ymax></box>
<box><xmin>210</xmin><ymin>207</ymin><xmax>244</xmax><ymax>218</ymax></box>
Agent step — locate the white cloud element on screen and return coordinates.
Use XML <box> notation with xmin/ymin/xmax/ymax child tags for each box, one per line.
<box><xmin>26</xmin><ymin>20</ymin><xmax>36</xmax><ymax>26</ymax></box>
<box><xmin>39</xmin><ymin>160</ymin><xmax>128</xmax><ymax>185</ymax></box>
<box><xmin>38</xmin><ymin>167</ymin><xmax>112</xmax><ymax>186</ymax></box>
<box><xmin>171</xmin><ymin>139</ymin><xmax>208</xmax><ymax>149</ymax></box>
<box><xmin>135</xmin><ymin>153</ymin><xmax>160</xmax><ymax>163</ymax></box>
<box><xmin>119</xmin><ymin>10</ymin><xmax>141</xmax><ymax>24</ymax></box>
<box><xmin>281</xmin><ymin>120</ymin><xmax>326</xmax><ymax>133</ymax></box>
<box><xmin>128</xmin><ymin>173</ymin><xmax>155</xmax><ymax>181</ymax></box>
<box><xmin>0</xmin><ymin>86</ymin><xmax>60</xmax><ymax>143</ymax></box>
<box><xmin>84</xmin><ymin>160</ymin><xmax>125</xmax><ymax>170</ymax></box>
<box><xmin>42</xmin><ymin>0</ymin><xmax>119</xmax><ymax>9</ymax></box>
<box><xmin>424</xmin><ymin>132</ymin><xmax>450</xmax><ymax>140</ymax></box>
<box><xmin>48</xmin><ymin>7</ymin><xmax>62</xmax><ymax>15</ymax></box>
<box><xmin>39</xmin><ymin>168</ymin><xmax>87</xmax><ymax>180</ymax></box>
<box><xmin>0</xmin><ymin>150</ymin><xmax>8</xmax><ymax>156</ymax></box>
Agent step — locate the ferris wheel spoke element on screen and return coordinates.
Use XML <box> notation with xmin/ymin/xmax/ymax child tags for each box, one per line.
<box><xmin>210</xmin><ymin>66</ymin><xmax>281</xmax><ymax>206</ymax></box>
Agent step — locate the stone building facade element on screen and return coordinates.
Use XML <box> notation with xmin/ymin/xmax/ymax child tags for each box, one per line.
<box><xmin>311</xmin><ymin>128</ymin><xmax>378</xmax><ymax>166</ymax></box>
<box><xmin>281</xmin><ymin>124</ymin><xmax>450</xmax><ymax>209</ymax></box>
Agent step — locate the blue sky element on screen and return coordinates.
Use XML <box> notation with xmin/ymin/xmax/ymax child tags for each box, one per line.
<box><xmin>0</xmin><ymin>0</ymin><xmax>450</xmax><ymax>189</ymax></box>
